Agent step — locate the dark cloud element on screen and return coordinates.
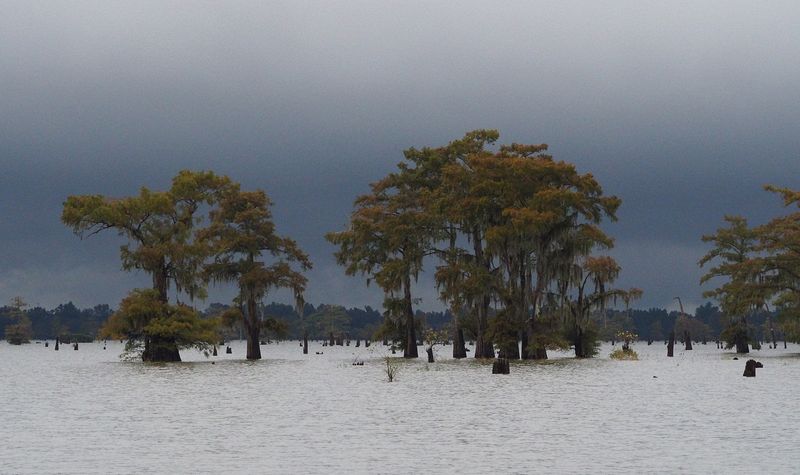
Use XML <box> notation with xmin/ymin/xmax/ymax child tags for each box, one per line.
<box><xmin>2</xmin><ymin>1</ymin><xmax>799</xmax><ymax>311</ymax></box>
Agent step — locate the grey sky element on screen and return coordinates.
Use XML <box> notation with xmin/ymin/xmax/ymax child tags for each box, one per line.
<box><xmin>2</xmin><ymin>1</ymin><xmax>799</xmax><ymax>312</ymax></box>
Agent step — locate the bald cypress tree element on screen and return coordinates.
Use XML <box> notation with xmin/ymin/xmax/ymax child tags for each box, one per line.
<box><xmin>200</xmin><ymin>188</ymin><xmax>310</xmax><ymax>360</ymax></box>
<box><xmin>62</xmin><ymin>170</ymin><xmax>233</xmax><ymax>361</ymax></box>
<box><xmin>326</xmin><ymin>177</ymin><xmax>431</xmax><ymax>358</ymax></box>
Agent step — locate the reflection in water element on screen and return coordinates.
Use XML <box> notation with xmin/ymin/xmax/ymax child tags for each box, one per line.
<box><xmin>1</xmin><ymin>341</ymin><xmax>799</xmax><ymax>473</ymax></box>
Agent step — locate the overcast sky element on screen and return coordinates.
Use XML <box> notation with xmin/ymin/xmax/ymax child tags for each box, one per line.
<box><xmin>2</xmin><ymin>1</ymin><xmax>799</xmax><ymax>312</ymax></box>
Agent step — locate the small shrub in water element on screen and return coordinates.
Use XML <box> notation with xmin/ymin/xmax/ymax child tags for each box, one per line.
<box><xmin>610</xmin><ymin>347</ymin><xmax>639</xmax><ymax>360</ymax></box>
<box><xmin>385</xmin><ymin>356</ymin><xmax>400</xmax><ymax>382</ymax></box>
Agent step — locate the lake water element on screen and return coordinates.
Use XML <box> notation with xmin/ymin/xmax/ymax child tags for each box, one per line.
<box><xmin>1</xmin><ymin>339</ymin><xmax>798</xmax><ymax>474</ymax></box>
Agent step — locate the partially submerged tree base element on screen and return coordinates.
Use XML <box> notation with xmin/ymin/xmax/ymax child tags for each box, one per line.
<box><xmin>101</xmin><ymin>289</ymin><xmax>217</xmax><ymax>363</ymax></box>
<box><xmin>142</xmin><ymin>341</ymin><xmax>180</xmax><ymax>362</ymax></box>
<box><xmin>492</xmin><ymin>358</ymin><xmax>510</xmax><ymax>374</ymax></box>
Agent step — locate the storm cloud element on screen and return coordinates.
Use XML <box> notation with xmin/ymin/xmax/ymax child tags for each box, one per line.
<box><xmin>2</xmin><ymin>1</ymin><xmax>799</xmax><ymax>311</ymax></box>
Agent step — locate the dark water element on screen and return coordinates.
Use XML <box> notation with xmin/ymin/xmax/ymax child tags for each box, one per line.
<box><xmin>2</xmin><ymin>340</ymin><xmax>798</xmax><ymax>474</ymax></box>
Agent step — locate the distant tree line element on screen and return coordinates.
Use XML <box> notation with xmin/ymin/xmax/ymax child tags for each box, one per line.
<box><xmin>4</xmin><ymin>298</ymin><xmax>789</xmax><ymax>351</ymax></box>
<box><xmin>0</xmin><ymin>300</ymin><xmax>111</xmax><ymax>343</ymax></box>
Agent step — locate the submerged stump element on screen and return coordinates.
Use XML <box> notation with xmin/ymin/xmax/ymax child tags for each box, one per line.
<box><xmin>492</xmin><ymin>358</ymin><xmax>510</xmax><ymax>374</ymax></box>
<box><xmin>743</xmin><ymin>359</ymin><xmax>763</xmax><ymax>377</ymax></box>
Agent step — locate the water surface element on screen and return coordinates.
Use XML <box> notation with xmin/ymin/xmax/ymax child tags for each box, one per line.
<box><xmin>2</xmin><ymin>340</ymin><xmax>798</xmax><ymax>474</ymax></box>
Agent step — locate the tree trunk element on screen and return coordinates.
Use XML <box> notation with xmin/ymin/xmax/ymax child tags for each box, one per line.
<box><xmin>520</xmin><ymin>330</ymin><xmax>529</xmax><ymax>359</ymax></box>
<box><xmin>303</xmin><ymin>330</ymin><xmax>308</xmax><ymax>354</ymax></box>
<box><xmin>574</xmin><ymin>325</ymin><xmax>584</xmax><ymax>358</ymax></box>
<box><xmin>525</xmin><ymin>297</ymin><xmax>548</xmax><ymax>360</ymax></box>
<box><xmin>736</xmin><ymin>316</ymin><xmax>750</xmax><ymax>354</ymax></box>
<box><xmin>492</xmin><ymin>358</ymin><xmax>510</xmax><ymax>374</ymax></box>
<box><xmin>403</xmin><ymin>274</ymin><xmax>418</xmax><ymax>358</ymax></box>
<box><xmin>667</xmin><ymin>330</ymin><xmax>675</xmax><ymax>357</ymax></box>
<box><xmin>473</xmin><ymin>230</ymin><xmax>494</xmax><ymax>359</ymax></box>
<box><xmin>474</xmin><ymin>295</ymin><xmax>494</xmax><ymax>358</ymax></box>
<box><xmin>142</xmin><ymin>266</ymin><xmax>182</xmax><ymax>362</ymax></box>
<box><xmin>245</xmin><ymin>294</ymin><xmax>261</xmax><ymax>360</ymax></box>
<box><xmin>142</xmin><ymin>335</ymin><xmax>181</xmax><ymax>362</ymax></box>
<box><xmin>453</xmin><ymin>326</ymin><xmax>467</xmax><ymax>359</ymax></box>
<box><xmin>685</xmin><ymin>331</ymin><xmax>693</xmax><ymax>350</ymax></box>
<box><xmin>526</xmin><ymin>320</ymin><xmax>549</xmax><ymax>359</ymax></box>
<box><xmin>504</xmin><ymin>336</ymin><xmax>520</xmax><ymax>360</ymax></box>
<box><xmin>153</xmin><ymin>265</ymin><xmax>169</xmax><ymax>303</ymax></box>
<box><xmin>735</xmin><ymin>337</ymin><xmax>749</xmax><ymax>354</ymax></box>
<box><xmin>426</xmin><ymin>347</ymin><xmax>434</xmax><ymax>363</ymax></box>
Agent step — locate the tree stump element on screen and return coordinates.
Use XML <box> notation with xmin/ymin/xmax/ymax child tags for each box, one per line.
<box><xmin>45</xmin><ymin>341</ymin><xmax>49</xmax><ymax>347</ymax></box>
<box><xmin>492</xmin><ymin>358</ymin><xmax>510</xmax><ymax>374</ymax></box>
<box><xmin>73</xmin><ymin>342</ymin><xmax>79</xmax><ymax>350</ymax></box>
<box><xmin>365</xmin><ymin>340</ymin><xmax>370</xmax><ymax>347</ymax></box>
<box><xmin>226</xmin><ymin>346</ymin><xmax>232</xmax><ymax>354</ymax></box>
<box><xmin>54</xmin><ymin>338</ymin><xmax>59</xmax><ymax>351</ymax></box>
<box><xmin>743</xmin><ymin>359</ymin><xmax>762</xmax><ymax>377</ymax></box>
<box><xmin>667</xmin><ymin>331</ymin><xmax>675</xmax><ymax>357</ymax></box>
<box><xmin>212</xmin><ymin>346</ymin><xmax>218</xmax><ymax>356</ymax></box>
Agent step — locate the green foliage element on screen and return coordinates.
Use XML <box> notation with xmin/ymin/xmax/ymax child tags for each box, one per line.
<box><xmin>719</xmin><ymin>319</ymin><xmax>750</xmax><ymax>350</ymax></box>
<box><xmin>200</xmin><ymin>186</ymin><xmax>310</xmax><ymax>357</ymax></box>
<box><xmin>610</xmin><ymin>347</ymin><xmax>638</xmax><ymax>360</ymax></box>
<box><xmin>700</xmin><ymin>187</ymin><xmax>800</xmax><ymax>343</ymax></box>
<box><xmin>328</xmin><ymin>129</ymin><xmax>633</xmax><ymax>359</ymax></box>
<box><xmin>101</xmin><ymin>289</ymin><xmax>217</xmax><ymax>357</ymax></box>
<box><xmin>384</xmin><ymin>356</ymin><xmax>400</xmax><ymax>382</ymax></box>
<box><xmin>616</xmin><ymin>330</ymin><xmax>638</xmax><ymax>345</ymax></box>
<box><xmin>4</xmin><ymin>297</ymin><xmax>32</xmax><ymax>345</ymax></box>
<box><xmin>62</xmin><ymin>170</ymin><xmax>235</xmax><ymax>302</ymax></box>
